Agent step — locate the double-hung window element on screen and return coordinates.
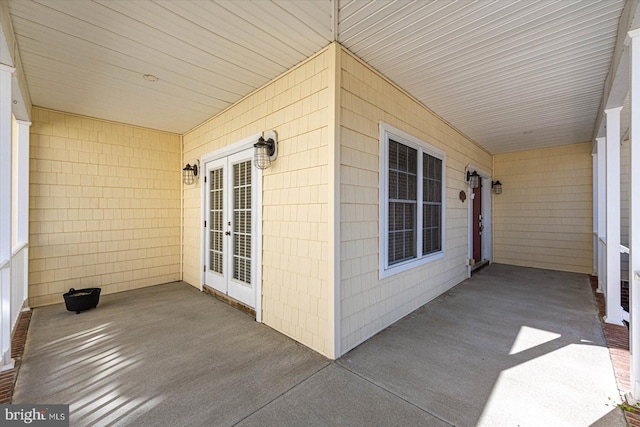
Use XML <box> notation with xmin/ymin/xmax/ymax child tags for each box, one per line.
<box><xmin>380</xmin><ymin>123</ymin><xmax>445</xmax><ymax>278</ymax></box>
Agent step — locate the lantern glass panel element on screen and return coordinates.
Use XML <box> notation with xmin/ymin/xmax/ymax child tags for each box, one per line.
<box><xmin>493</xmin><ymin>182</ymin><xmax>502</xmax><ymax>194</ymax></box>
<box><xmin>254</xmin><ymin>145</ymin><xmax>271</xmax><ymax>170</ymax></box>
<box><xmin>469</xmin><ymin>172</ymin><xmax>480</xmax><ymax>189</ymax></box>
<box><xmin>183</xmin><ymin>165</ymin><xmax>195</xmax><ymax>185</ymax></box>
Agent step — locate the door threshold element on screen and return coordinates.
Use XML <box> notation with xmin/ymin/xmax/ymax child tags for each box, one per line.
<box><xmin>471</xmin><ymin>260</ymin><xmax>490</xmax><ymax>275</ymax></box>
<box><xmin>203</xmin><ymin>285</ymin><xmax>256</xmax><ymax>319</ymax></box>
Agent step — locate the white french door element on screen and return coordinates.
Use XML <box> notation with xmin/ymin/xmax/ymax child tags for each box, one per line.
<box><xmin>204</xmin><ymin>149</ymin><xmax>257</xmax><ymax>308</ymax></box>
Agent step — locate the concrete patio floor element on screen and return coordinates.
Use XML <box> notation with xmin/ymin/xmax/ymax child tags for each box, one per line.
<box><xmin>13</xmin><ymin>264</ymin><xmax>625</xmax><ymax>426</ymax></box>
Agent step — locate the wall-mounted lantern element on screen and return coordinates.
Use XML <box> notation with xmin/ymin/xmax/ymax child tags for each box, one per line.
<box><xmin>254</xmin><ymin>130</ymin><xmax>278</xmax><ymax>170</ymax></box>
<box><xmin>492</xmin><ymin>180</ymin><xmax>502</xmax><ymax>194</ymax></box>
<box><xmin>466</xmin><ymin>170</ymin><xmax>480</xmax><ymax>189</ymax></box>
<box><xmin>183</xmin><ymin>159</ymin><xmax>200</xmax><ymax>185</ymax></box>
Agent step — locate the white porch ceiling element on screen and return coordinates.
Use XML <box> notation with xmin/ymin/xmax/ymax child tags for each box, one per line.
<box><xmin>6</xmin><ymin>0</ymin><xmax>626</xmax><ymax>154</ymax></box>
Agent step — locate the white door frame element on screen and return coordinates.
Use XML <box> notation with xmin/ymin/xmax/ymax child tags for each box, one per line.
<box><xmin>466</xmin><ymin>164</ymin><xmax>493</xmax><ymax>278</ymax></box>
<box><xmin>200</xmin><ymin>133</ymin><xmax>263</xmax><ymax>322</ymax></box>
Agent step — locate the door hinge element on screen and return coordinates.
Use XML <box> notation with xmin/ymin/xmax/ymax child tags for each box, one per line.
<box><xmin>204</xmin><ymin>220</ymin><xmax>207</xmax><ymax>227</ymax></box>
<box><xmin>203</xmin><ymin>265</ymin><xmax>206</xmax><ymax>272</ymax></box>
<box><xmin>204</xmin><ymin>176</ymin><xmax>207</xmax><ymax>183</ymax></box>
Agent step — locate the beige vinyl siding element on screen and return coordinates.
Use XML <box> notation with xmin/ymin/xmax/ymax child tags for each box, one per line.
<box><xmin>493</xmin><ymin>142</ymin><xmax>593</xmax><ymax>274</ymax></box>
<box><xmin>182</xmin><ymin>49</ymin><xmax>331</xmax><ymax>357</ymax></box>
<box><xmin>29</xmin><ymin>107</ymin><xmax>181</xmax><ymax>307</ymax></box>
<box><xmin>338</xmin><ymin>47</ymin><xmax>492</xmax><ymax>353</ymax></box>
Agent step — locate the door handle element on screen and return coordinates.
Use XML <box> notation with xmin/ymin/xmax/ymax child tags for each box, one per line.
<box><xmin>225</xmin><ymin>231</ymin><xmax>231</xmax><ymax>236</ymax></box>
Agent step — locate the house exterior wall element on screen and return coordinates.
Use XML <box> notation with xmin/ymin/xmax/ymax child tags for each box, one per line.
<box><xmin>338</xmin><ymin>48</ymin><xmax>492</xmax><ymax>353</ymax></box>
<box><xmin>182</xmin><ymin>49</ymin><xmax>332</xmax><ymax>356</ymax></box>
<box><xmin>493</xmin><ymin>143</ymin><xmax>593</xmax><ymax>274</ymax></box>
<box><xmin>21</xmin><ymin>44</ymin><xmax>603</xmax><ymax>356</ymax></box>
<box><xmin>28</xmin><ymin>108</ymin><xmax>181</xmax><ymax>307</ymax></box>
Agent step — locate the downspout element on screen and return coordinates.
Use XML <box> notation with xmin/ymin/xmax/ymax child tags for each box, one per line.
<box><xmin>491</xmin><ymin>154</ymin><xmax>495</xmax><ymax>265</ymax></box>
<box><xmin>180</xmin><ymin>134</ymin><xmax>184</xmax><ymax>282</ymax></box>
<box><xmin>327</xmin><ymin>42</ymin><xmax>341</xmax><ymax>359</ymax></box>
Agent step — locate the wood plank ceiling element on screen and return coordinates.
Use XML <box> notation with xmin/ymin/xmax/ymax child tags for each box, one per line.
<box><xmin>6</xmin><ymin>0</ymin><xmax>626</xmax><ymax>154</ymax></box>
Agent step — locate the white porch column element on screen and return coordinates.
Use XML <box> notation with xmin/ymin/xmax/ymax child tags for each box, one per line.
<box><xmin>593</xmin><ymin>152</ymin><xmax>598</xmax><ymax>276</ymax></box>
<box><xmin>629</xmin><ymin>29</ymin><xmax>640</xmax><ymax>399</ymax></box>
<box><xmin>15</xmin><ymin>120</ymin><xmax>30</xmax><ymax>246</ymax></box>
<box><xmin>16</xmin><ymin>120</ymin><xmax>30</xmax><ymax>309</ymax></box>
<box><xmin>597</xmin><ymin>137</ymin><xmax>607</xmax><ymax>294</ymax></box>
<box><xmin>605</xmin><ymin>107</ymin><xmax>624</xmax><ymax>325</ymax></box>
<box><xmin>0</xmin><ymin>63</ymin><xmax>15</xmax><ymax>371</ymax></box>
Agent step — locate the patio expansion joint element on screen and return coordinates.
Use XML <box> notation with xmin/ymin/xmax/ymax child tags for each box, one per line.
<box><xmin>230</xmin><ymin>362</ymin><xmax>332</xmax><ymax>426</ymax></box>
<box><xmin>334</xmin><ymin>360</ymin><xmax>455</xmax><ymax>427</ymax></box>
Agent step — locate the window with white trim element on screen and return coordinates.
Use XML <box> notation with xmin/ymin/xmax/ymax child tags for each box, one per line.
<box><xmin>380</xmin><ymin>123</ymin><xmax>445</xmax><ymax>278</ymax></box>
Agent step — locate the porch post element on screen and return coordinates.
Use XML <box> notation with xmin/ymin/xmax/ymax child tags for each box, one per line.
<box><xmin>597</xmin><ymin>137</ymin><xmax>607</xmax><ymax>294</ymax></box>
<box><xmin>0</xmin><ymin>63</ymin><xmax>15</xmax><ymax>371</ymax></box>
<box><xmin>605</xmin><ymin>107</ymin><xmax>624</xmax><ymax>325</ymax></box>
<box><xmin>629</xmin><ymin>29</ymin><xmax>640</xmax><ymax>399</ymax></box>
<box><xmin>16</xmin><ymin>120</ymin><xmax>31</xmax><ymax>309</ymax></box>
<box><xmin>593</xmin><ymin>152</ymin><xmax>598</xmax><ymax>276</ymax></box>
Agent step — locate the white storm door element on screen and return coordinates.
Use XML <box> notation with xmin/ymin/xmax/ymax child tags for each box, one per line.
<box><xmin>204</xmin><ymin>149</ymin><xmax>256</xmax><ymax>308</ymax></box>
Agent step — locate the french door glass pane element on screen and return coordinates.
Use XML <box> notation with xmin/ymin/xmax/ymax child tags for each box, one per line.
<box><xmin>233</xmin><ymin>161</ymin><xmax>252</xmax><ymax>284</ymax></box>
<box><xmin>209</xmin><ymin>168</ymin><xmax>224</xmax><ymax>274</ymax></box>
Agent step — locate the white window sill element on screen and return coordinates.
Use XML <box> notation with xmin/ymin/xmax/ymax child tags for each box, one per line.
<box><xmin>380</xmin><ymin>251</ymin><xmax>445</xmax><ymax>280</ymax></box>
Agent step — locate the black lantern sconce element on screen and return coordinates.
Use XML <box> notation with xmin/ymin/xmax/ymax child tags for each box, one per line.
<box><xmin>492</xmin><ymin>180</ymin><xmax>502</xmax><ymax>195</ymax></box>
<box><xmin>466</xmin><ymin>169</ymin><xmax>480</xmax><ymax>189</ymax></box>
<box><xmin>182</xmin><ymin>160</ymin><xmax>200</xmax><ymax>185</ymax></box>
<box><xmin>254</xmin><ymin>130</ymin><xmax>278</xmax><ymax>170</ymax></box>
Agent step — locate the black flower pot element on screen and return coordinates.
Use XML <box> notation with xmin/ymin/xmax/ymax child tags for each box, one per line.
<box><xmin>63</xmin><ymin>288</ymin><xmax>101</xmax><ymax>314</ymax></box>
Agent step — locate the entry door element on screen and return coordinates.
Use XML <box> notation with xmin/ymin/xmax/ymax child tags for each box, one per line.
<box><xmin>472</xmin><ymin>177</ymin><xmax>483</xmax><ymax>263</ymax></box>
<box><xmin>204</xmin><ymin>149</ymin><xmax>256</xmax><ymax>308</ymax></box>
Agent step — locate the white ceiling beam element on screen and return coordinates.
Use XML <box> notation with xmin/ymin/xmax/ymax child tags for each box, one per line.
<box><xmin>592</xmin><ymin>0</ymin><xmax>640</xmax><ymax>147</ymax></box>
<box><xmin>0</xmin><ymin>1</ymin><xmax>13</xmax><ymax>66</ymax></box>
<box><xmin>332</xmin><ymin>0</ymin><xmax>339</xmax><ymax>42</ymax></box>
<box><xmin>0</xmin><ymin>0</ymin><xmax>31</xmax><ymax>121</ymax></box>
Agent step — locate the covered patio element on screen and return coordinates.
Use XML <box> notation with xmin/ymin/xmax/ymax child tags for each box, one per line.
<box><xmin>2</xmin><ymin>1</ymin><xmax>640</xmax><ymax>424</ymax></box>
<box><xmin>13</xmin><ymin>265</ymin><xmax>624</xmax><ymax>426</ymax></box>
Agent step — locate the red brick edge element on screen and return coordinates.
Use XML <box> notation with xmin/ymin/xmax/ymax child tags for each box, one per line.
<box><xmin>0</xmin><ymin>310</ymin><xmax>32</xmax><ymax>404</ymax></box>
<box><xmin>591</xmin><ymin>276</ymin><xmax>640</xmax><ymax>426</ymax></box>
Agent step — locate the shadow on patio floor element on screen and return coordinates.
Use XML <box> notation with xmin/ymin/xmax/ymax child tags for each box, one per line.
<box><xmin>13</xmin><ymin>265</ymin><xmax>626</xmax><ymax>426</ymax></box>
